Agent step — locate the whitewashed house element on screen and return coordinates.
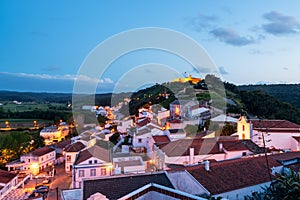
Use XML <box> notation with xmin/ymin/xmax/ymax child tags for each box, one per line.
<box><xmin>155</xmin><ymin>138</ymin><xmax>252</xmax><ymax>166</ymax></box>
<box><xmin>6</xmin><ymin>146</ymin><xmax>56</xmax><ymax>175</ymax></box>
<box><xmin>236</xmin><ymin>116</ymin><xmax>300</xmax><ymax>151</ymax></box>
<box><xmin>0</xmin><ymin>169</ymin><xmax>18</xmax><ymax>200</ymax></box>
<box><xmin>72</xmin><ymin>145</ymin><xmax>112</xmax><ymax>188</ymax></box>
<box><xmin>64</xmin><ymin>141</ymin><xmax>86</xmax><ymax>172</ymax></box>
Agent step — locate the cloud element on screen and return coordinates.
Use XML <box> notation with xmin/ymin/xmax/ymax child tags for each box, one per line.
<box><xmin>218</xmin><ymin>66</ymin><xmax>229</xmax><ymax>75</ymax></box>
<box><xmin>0</xmin><ymin>72</ymin><xmax>115</xmax><ymax>93</ymax></box>
<box><xmin>282</xmin><ymin>67</ymin><xmax>289</xmax><ymax>70</ymax></box>
<box><xmin>210</xmin><ymin>27</ymin><xmax>255</xmax><ymax>46</ymax></box>
<box><xmin>0</xmin><ymin>72</ymin><xmax>114</xmax><ymax>84</ymax></box>
<box><xmin>187</xmin><ymin>14</ymin><xmax>219</xmax><ymax>32</ymax></box>
<box><xmin>262</xmin><ymin>11</ymin><xmax>300</xmax><ymax>35</ymax></box>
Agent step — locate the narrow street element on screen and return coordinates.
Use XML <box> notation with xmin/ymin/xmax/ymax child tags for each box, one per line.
<box><xmin>47</xmin><ymin>163</ymin><xmax>72</xmax><ymax>200</ymax></box>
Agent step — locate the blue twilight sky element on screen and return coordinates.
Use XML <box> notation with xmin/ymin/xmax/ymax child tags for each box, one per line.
<box><xmin>0</xmin><ymin>1</ymin><xmax>300</xmax><ymax>93</ymax></box>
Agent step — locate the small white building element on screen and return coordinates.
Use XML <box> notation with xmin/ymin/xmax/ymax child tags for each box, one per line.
<box><xmin>64</xmin><ymin>142</ymin><xmax>86</xmax><ymax>172</ymax></box>
<box><xmin>155</xmin><ymin>138</ymin><xmax>252</xmax><ymax>166</ymax></box>
<box><xmin>236</xmin><ymin>116</ymin><xmax>300</xmax><ymax>151</ymax></box>
<box><xmin>72</xmin><ymin>145</ymin><xmax>112</xmax><ymax>188</ymax></box>
<box><xmin>6</xmin><ymin>146</ymin><xmax>56</xmax><ymax>175</ymax></box>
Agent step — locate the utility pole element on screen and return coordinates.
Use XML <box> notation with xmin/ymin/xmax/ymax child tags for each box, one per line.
<box><xmin>56</xmin><ymin>187</ymin><xmax>58</xmax><ymax>200</ymax></box>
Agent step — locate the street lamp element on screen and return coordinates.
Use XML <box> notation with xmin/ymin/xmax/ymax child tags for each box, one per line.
<box><xmin>35</xmin><ymin>175</ymin><xmax>39</xmax><ymax>186</ymax></box>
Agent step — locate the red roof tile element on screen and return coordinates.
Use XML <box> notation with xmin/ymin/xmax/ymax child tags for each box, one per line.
<box><xmin>64</xmin><ymin>142</ymin><xmax>85</xmax><ymax>152</ymax></box>
<box><xmin>51</xmin><ymin>139</ymin><xmax>71</xmax><ymax>149</ymax></box>
<box><xmin>0</xmin><ymin>169</ymin><xmax>17</xmax><ymax>184</ymax></box>
<box><xmin>250</xmin><ymin>119</ymin><xmax>300</xmax><ymax>133</ymax></box>
<box><xmin>156</xmin><ymin>138</ymin><xmax>249</xmax><ymax>157</ymax></box>
<box><xmin>152</xmin><ymin>135</ymin><xmax>171</xmax><ymax>144</ymax></box>
<box><xmin>29</xmin><ymin>146</ymin><xmax>55</xmax><ymax>157</ymax></box>
<box><xmin>175</xmin><ymin>152</ymin><xmax>300</xmax><ymax>195</ymax></box>
<box><xmin>75</xmin><ymin>145</ymin><xmax>110</xmax><ymax>165</ymax></box>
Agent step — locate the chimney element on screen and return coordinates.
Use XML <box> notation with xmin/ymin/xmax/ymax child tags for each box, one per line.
<box><xmin>189</xmin><ymin>147</ymin><xmax>194</xmax><ymax>164</ymax></box>
<box><xmin>204</xmin><ymin>160</ymin><xmax>210</xmax><ymax>171</ymax></box>
<box><xmin>218</xmin><ymin>142</ymin><xmax>223</xmax><ymax>152</ymax></box>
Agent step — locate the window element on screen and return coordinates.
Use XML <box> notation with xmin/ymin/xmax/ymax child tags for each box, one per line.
<box><xmin>242</xmin><ymin>133</ymin><xmax>246</xmax><ymax>140</ymax></box>
<box><xmin>79</xmin><ymin>182</ymin><xmax>82</xmax><ymax>188</ymax></box>
<box><xmin>79</xmin><ymin>170</ymin><xmax>85</xmax><ymax>177</ymax></box>
<box><xmin>66</xmin><ymin>155</ymin><xmax>71</xmax><ymax>162</ymax></box>
<box><xmin>89</xmin><ymin>160</ymin><xmax>92</xmax><ymax>164</ymax></box>
<box><xmin>242</xmin><ymin>125</ymin><xmax>245</xmax><ymax>131</ymax></box>
<box><xmin>101</xmin><ymin>168</ymin><xmax>106</xmax><ymax>176</ymax></box>
<box><xmin>90</xmin><ymin>169</ymin><xmax>96</xmax><ymax>176</ymax></box>
<box><xmin>94</xmin><ymin>160</ymin><xmax>97</xmax><ymax>164</ymax></box>
<box><xmin>138</xmin><ymin>138</ymin><xmax>142</xmax><ymax>143</ymax></box>
<box><xmin>28</xmin><ymin>159</ymin><xmax>30</xmax><ymax>163</ymax></box>
<box><xmin>41</xmin><ymin>157</ymin><xmax>44</xmax><ymax>161</ymax></box>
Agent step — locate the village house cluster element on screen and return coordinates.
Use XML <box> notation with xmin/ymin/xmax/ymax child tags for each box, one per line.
<box><xmin>1</xmin><ymin>94</ymin><xmax>300</xmax><ymax>200</ymax></box>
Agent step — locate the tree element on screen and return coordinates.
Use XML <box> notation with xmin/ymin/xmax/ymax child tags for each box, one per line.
<box><xmin>245</xmin><ymin>169</ymin><xmax>300</xmax><ymax>200</ymax></box>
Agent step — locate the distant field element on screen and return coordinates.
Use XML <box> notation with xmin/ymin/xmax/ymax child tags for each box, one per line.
<box><xmin>1</xmin><ymin>102</ymin><xmax>66</xmax><ymax>112</ymax></box>
<box><xmin>0</xmin><ymin>118</ymin><xmax>52</xmax><ymax>128</ymax></box>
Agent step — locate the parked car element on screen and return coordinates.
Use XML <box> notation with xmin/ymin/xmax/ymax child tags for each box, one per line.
<box><xmin>34</xmin><ymin>186</ymin><xmax>49</xmax><ymax>194</ymax></box>
<box><xmin>35</xmin><ymin>183</ymin><xmax>44</xmax><ymax>189</ymax></box>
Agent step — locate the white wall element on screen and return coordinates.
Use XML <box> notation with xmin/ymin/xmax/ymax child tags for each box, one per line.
<box><xmin>164</xmin><ymin>150</ymin><xmax>249</xmax><ymax>165</ymax></box>
<box><xmin>65</xmin><ymin>152</ymin><xmax>77</xmax><ymax>172</ymax></box>
<box><xmin>0</xmin><ymin>175</ymin><xmax>18</xmax><ymax>200</ymax></box>
<box><xmin>252</xmin><ymin>131</ymin><xmax>300</xmax><ymax>150</ymax></box>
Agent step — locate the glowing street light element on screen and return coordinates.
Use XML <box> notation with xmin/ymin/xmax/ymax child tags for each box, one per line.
<box><xmin>30</xmin><ymin>163</ymin><xmax>39</xmax><ymax>176</ymax></box>
<box><xmin>5</xmin><ymin>121</ymin><xmax>9</xmax><ymax>128</ymax></box>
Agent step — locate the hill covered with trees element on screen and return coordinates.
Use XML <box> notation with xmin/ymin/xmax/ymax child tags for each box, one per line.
<box><xmin>238</xmin><ymin>84</ymin><xmax>300</xmax><ymax>109</ymax></box>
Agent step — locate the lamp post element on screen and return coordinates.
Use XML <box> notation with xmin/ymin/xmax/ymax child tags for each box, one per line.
<box><xmin>35</xmin><ymin>175</ymin><xmax>38</xmax><ymax>186</ymax></box>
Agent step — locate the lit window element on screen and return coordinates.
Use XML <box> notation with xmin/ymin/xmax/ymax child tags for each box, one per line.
<box><xmin>66</xmin><ymin>155</ymin><xmax>71</xmax><ymax>162</ymax></box>
<box><xmin>101</xmin><ymin>168</ymin><xmax>106</xmax><ymax>176</ymax></box>
<box><xmin>79</xmin><ymin>170</ymin><xmax>85</xmax><ymax>177</ymax></box>
<box><xmin>90</xmin><ymin>169</ymin><xmax>96</xmax><ymax>176</ymax></box>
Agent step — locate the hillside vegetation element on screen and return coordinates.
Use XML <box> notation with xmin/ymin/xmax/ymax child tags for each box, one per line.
<box><xmin>238</xmin><ymin>84</ymin><xmax>300</xmax><ymax>109</ymax></box>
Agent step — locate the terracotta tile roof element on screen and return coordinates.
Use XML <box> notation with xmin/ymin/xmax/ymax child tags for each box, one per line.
<box><xmin>152</xmin><ymin>135</ymin><xmax>171</xmax><ymax>144</ymax></box>
<box><xmin>175</xmin><ymin>152</ymin><xmax>300</xmax><ymax>195</ymax></box>
<box><xmin>82</xmin><ymin>172</ymin><xmax>174</xmax><ymax>200</ymax></box>
<box><xmin>0</xmin><ymin>169</ymin><xmax>17</xmax><ymax>184</ymax></box>
<box><xmin>156</xmin><ymin>138</ymin><xmax>249</xmax><ymax>157</ymax></box>
<box><xmin>184</xmin><ymin>156</ymin><xmax>280</xmax><ymax>195</ymax></box>
<box><xmin>250</xmin><ymin>119</ymin><xmax>300</xmax><ymax>133</ymax></box>
<box><xmin>270</xmin><ymin>151</ymin><xmax>300</xmax><ymax>161</ymax></box>
<box><xmin>64</xmin><ymin>142</ymin><xmax>85</xmax><ymax>152</ymax></box>
<box><xmin>29</xmin><ymin>146</ymin><xmax>55</xmax><ymax>157</ymax></box>
<box><xmin>51</xmin><ymin>139</ymin><xmax>71</xmax><ymax>149</ymax></box>
<box><xmin>75</xmin><ymin>145</ymin><xmax>110</xmax><ymax>165</ymax></box>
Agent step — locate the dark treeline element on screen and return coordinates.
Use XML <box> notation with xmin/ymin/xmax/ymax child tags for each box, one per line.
<box><xmin>238</xmin><ymin>84</ymin><xmax>300</xmax><ymax>109</ymax></box>
<box><xmin>0</xmin><ymin>91</ymin><xmax>72</xmax><ymax>103</ymax></box>
<box><xmin>225</xmin><ymin>83</ymin><xmax>300</xmax><ymax>124</ymax></box>
<box><xmin>0</xmin><ymin>109</ymin><xmax>73</xmax><ymax>123</ymax></box>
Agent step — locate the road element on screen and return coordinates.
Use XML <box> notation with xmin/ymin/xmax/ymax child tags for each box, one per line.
<box><xmin>47</xmin><ymin>163</ymin><xmax>72</xmax><ymax>200</ymax></box>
